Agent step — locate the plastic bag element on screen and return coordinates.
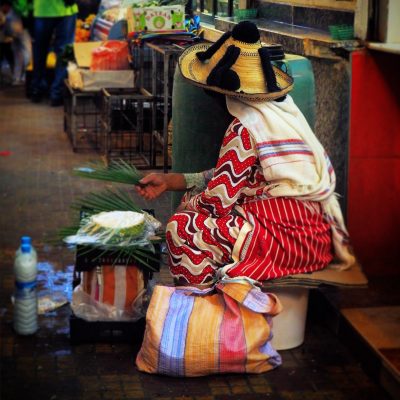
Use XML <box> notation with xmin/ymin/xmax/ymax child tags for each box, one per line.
<box><xmin>67</xmin><ymin>62</ymin><xmax>83</xmax><ymax>89</ymax></box>
<box><xmin>136</xmin><ymin>279</ymin><xmax>282</xmax><ymax>376</ymax></box>
<box><xmin>99</xmin><ymin>0</ymin><xmax>123</xmax><ymax>13</ymax></box>
<box><xmin>90</xmin><ymin>40</ymin><xmax>130</xmax><ymax>71</ymax></box>
<box><xmin>37</xmin><ymin>262</ymin><xmax>73</xmax><ymax>314</ymax></box>
<box><xmin>64</xmin><ymin>210</ymin><xmax>161</xmax><ymax>248</ymax></box>
<box><xmin>71</xmin><ymin>265</ymin><xmax>153</xmax><ymax>321</ymax></box>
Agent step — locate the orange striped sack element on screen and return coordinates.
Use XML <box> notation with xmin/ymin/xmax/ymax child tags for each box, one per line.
<box><xmin>136</xmin><ymin>280</ymin><xmax>282</xmax><ymax>376</ymax></box>
<box><xmin>72</xmin><ymin>265</ymin><xmax>145</xmax><ymax>321</ymax></box>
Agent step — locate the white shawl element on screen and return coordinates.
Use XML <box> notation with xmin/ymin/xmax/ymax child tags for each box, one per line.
<box><xmin>226</xmin><ymin>95</ymin><xmax>355</xmax><ymax>270</ymax></box>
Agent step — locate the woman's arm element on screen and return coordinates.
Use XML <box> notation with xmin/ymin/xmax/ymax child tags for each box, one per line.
<box><xmin>183</xmin><ymin>169</ymin><xmax>215</xmax><ymax>192</ymax></box>
<box><xmin>136</xmin><ymin>168</ymin><xmax>216</xmax><ymax>201</ymax></box>
<box><xmin>135</xmin><ymin>172</ymin><xmax>187</xmax><ymax>200</ymax></box>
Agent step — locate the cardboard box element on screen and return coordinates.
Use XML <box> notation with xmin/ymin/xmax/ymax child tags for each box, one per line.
<box><xmin>69</xmin><ymin>42</ymin><xmax>135</xmax><ymax>91</ymax></box>
<box><xmin>261</xmin><ymin>262</ymin><xmax>368</xmax><ymax>289</ymax></box>
<box><xmin>127</xmin><ymin>5</ymin><xmax>185</xmax><ymax>33</ymax></box>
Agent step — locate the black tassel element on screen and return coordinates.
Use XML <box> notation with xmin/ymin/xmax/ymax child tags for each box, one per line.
<box><xmin>258</xmin><ymin>47</ymin><xmax>286</xmax><ymax>102</ymax></box>
<box><xmin>196</xmin><ymin>31</ymin><xmax>231</xmax><ymax>62</ymax></box>
<box><xmin>207</xmin><ymin>45</ymin><xmax>241</xmax><ymax>91</ymax></box>
<box><xmin>232</xmin><ymin>21</ymin><xmax>260</xmax><ymax>43</ymax></box>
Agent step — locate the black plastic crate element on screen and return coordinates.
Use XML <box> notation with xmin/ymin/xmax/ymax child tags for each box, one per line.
<box><xmin>69</xmin><ymin>314</ymin><xmax>146</xmax><ymax>344</ymax></box>
<box><xmin>63</xmin><ymin>80</ymin><xmax>102</xmax><ymax>152</ymax></box>
<box><xmin>69</xmin><ymin>222</ymin><xmax>160</xmax><ymax>344</ymax></box>
<box><xmin>72</xmin><ymin>244</ymin><xmax>159</xmax><ymax>292</ymax></box>
<box><xmin>100</xmin><ymin>87</ymin><xmax>154</xmax><ymax>167</ymax></box>
<box><xmin>74</xmin><ymin>244</ymin><xmax>160</xmax><ymax>273</ymax></box>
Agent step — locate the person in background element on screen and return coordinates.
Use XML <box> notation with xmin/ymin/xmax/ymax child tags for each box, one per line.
<box><xmin>30</xmin><ymin>0</ymin><xmax>77</xmax><ymax>106</ymax></box>
<box><xmin>12</xmin><ymin>0</ymin><xmax>34</xmax><ymax>37</ymax></box>
<box><xmin>135</xmin><ymin>21</ymin><xmax>355</xmax><ymax>286</ymax></box>
<box><xmin>0</xmin><ymin>7</ymin><xmax>14</xmax><ymax>79</ymax></box>
<box><xmin>0</xmin><ymin>0</ymin><xmax>31</xmax><ymax>85</ymax></box>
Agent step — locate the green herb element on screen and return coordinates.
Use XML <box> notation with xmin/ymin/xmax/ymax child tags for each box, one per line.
<box><xmin>55</xmin><ymin>188</ymin><xmax>164</xmax><ymax>272</ymax></box>
<box><xmin>72</xmin><ymin>188</ymin><xmax>143</xmax><ymax>214</ymax></box>
<box><xmin>73</xmin><ymin>159</ymin><xmax>142</xmax><ymax>185</ymax></box>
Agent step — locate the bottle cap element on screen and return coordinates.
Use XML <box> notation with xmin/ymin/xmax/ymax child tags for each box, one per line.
<box><xmin>21</xmin><ymin>236</ymin><xmax>32</xmax><ymax>245</ymax></box>
<box><xmin>21</xmin><ymin>244</ymin><xmax>31</xmax><ymax>253</ymax></box>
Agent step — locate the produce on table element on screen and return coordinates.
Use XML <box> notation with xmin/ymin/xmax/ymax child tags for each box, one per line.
<box><xmin>75</xmin><ymin>14</ymin><xmax>96</xmax><ymax>42</ymax></box>
<box><xmin>57</xmin><ymin>188</ymin><xmax>163</xmax><ymax>271</ymax></box>
<box><xmin>84</xmin><ymin>210</ymin><xmax>146</xmax><ymax>241</ymax></box>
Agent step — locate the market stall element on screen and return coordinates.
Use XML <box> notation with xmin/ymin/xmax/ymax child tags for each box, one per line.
<box><xmin>64</xmin><ymin>0</ymin><xmax>199</xmax><ymax>169</ymax></box>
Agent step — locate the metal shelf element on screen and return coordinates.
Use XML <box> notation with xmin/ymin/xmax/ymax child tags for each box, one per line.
<box><xmin>63</xmin><ymin>80</ymin><xmax>102</xmax><ymax>152</ymax></box>
<box><xmin>145</xmin><ymin>42</ymin><xmax>184</xmax><ymax>172</ymax></box>
<box><xmin>100</xmin><ymin>87</ymin><xmax>154</xmax><ymax>168</ymax></box>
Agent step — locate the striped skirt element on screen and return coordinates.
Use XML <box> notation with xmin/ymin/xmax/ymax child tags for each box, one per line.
<box><xmin>166</xmin><ymin>197</ymin><xmax>333</xmax><ymax>284</ymax></box>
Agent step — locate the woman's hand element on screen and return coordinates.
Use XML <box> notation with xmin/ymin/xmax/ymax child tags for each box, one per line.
<box><xmin>135</xmin><ymin>173</ymin><xmax>168</xmax><ymax>200</ymax></box>
<box><xmin>135</xmin><ymin>172</ymin><xmax>187</xmax><ymax>200</ymax></box>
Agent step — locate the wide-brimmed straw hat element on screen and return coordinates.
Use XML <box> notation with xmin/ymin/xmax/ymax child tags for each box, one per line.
<box><xmin>179</xmin><ymin>21</ymin><xmax>294</xmax><ymax>102</ymax></box>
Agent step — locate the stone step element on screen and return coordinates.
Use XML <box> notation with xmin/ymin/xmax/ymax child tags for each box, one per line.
<box><xmin>308</xmin><ymin>278</ymin><xmax>400</xmax><ymax>399</ymax></box>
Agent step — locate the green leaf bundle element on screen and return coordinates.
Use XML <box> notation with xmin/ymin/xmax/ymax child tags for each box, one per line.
<box><xmin>56</xmin><ymin>188</ymin><xmax>164</xmax><ymax>272</ymax></box>
<box><xmin>73</xmin><ymin>159</ymin><xmax>142</xmax><ymax>185</ymax></box>
<box><xmin>72</xmin><ymin>187</ymin><xmax>143</xmax><ymax>214</ymax></box>
<box><xmin>56</xmin><ymin>188</ymin><xmax>143</xmax><ymax>242</ymax></box>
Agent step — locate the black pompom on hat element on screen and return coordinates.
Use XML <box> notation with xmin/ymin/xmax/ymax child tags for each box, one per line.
<box><xmin>232</xmin><ymin>21</ymin><xmax>260</xmax><ymax>43</ymax></box>
<box><xmin>179</xmin><ymin>21</ymin><xmax>293</xmax><ymax>102</ymax></box>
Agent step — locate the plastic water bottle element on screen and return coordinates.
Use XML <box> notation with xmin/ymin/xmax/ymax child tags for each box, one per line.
<box><xmin>13</xmin><ymin>241</ymin><xmax>38</xmax><ymax>335</ymax></box>
<box><xmin>15</xmin><ymin>236</ymin><xmax>37</xmax><ymax>263</ymax></box>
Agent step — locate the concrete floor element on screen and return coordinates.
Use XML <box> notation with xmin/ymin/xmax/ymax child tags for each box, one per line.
<box><xmin>0</xmin><ymin>84</ymin><xmax>392</xmax><ymax>399</ymax></box>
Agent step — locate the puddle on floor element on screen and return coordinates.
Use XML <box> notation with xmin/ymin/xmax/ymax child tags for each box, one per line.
<box><xmin>37</xmin><ymin>262</ymin><xmax>74</xmax><ymax>314</ymax></box>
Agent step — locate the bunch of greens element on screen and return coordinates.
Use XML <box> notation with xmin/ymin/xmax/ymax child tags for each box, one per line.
<box><xmin>73</xmin><ymin>159</ymin><xmax>143</xmax><ymax>186</ymax></box>
<box><xmin>59</xmin><ymin>188</ymin><xmax>163</xmax><ymax>272</ymax></box>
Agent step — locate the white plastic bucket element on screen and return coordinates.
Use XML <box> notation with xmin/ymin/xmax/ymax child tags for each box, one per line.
<box><xmin>268</xmin><ymin>287</ymin><xmax>310</xmax><ymax>350</ymax></box>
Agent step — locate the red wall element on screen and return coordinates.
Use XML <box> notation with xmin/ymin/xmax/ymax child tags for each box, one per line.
<box><xmin>348</xmin><ymin>49</ymin><xmax>400</xmax><ymax>276</ymax></box>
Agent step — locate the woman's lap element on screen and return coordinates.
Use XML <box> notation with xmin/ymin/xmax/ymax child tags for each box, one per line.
<box><xmin>166</xmin><ymin>197</ymin><xmax>333</xmax><ymax>284</ymax></box>
<box><xmin>166</xmin><ymin>211</ymin><xmax>245</xmax><ymax>284</ymax></box>
<box><xmin>227</xmin><ymin>198</ymin><xmax>333</xmax><ymax>281</ymax></box>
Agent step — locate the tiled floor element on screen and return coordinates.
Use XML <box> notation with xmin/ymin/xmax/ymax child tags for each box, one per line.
<box><xmin>0</xmin><ymin>84</ymin><xmax>394</xmax><ymax>399</ymax></box>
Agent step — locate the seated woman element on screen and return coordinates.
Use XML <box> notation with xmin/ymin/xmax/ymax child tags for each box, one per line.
<box><xmin>136</xmin><ymin>21</ymin><xmax>355</xmax><ymax>286</ymax></box>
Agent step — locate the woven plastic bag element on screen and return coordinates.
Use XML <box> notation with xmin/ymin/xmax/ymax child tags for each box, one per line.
<box><xmin>71</xmin><ymin>265</ymin><xmax>146</xmax><ymax>322</ymax></box>
<box><xmin>136</xmin><ymin>279</ymin><xmax>282</xmax><ymax>376</ymax></box>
